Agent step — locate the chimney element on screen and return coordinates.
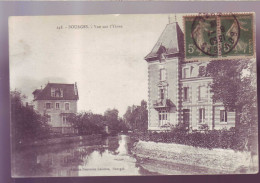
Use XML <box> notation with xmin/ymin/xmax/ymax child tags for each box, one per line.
<box><xmin>168</xmin><ymin>14</ymin><xmax>177</xmax><ymax>24</ymax></box>
<box><xmin>74</xmin><ymin>82</ymin><xmax>78</xmax><ymax>97</ymax></box>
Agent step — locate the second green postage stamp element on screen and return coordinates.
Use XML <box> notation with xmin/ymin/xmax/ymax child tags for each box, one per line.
<box><xmin>184</xmin><ymin>12</ymin><xmax>255</xmax><ymax>61</ymax></box>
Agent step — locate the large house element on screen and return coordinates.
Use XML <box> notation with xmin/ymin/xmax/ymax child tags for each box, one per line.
<box><xmin>145</xmin><ymin>21</ymin><xmax>236</xmax><ymax>131</ymax></box>
<box><xmin>32</xmin><ymin>82</ymin><xmax>79</xmax><ymax>134</ymax></box>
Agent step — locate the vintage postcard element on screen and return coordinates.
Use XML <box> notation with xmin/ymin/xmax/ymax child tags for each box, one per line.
<box><xmin>9</xmin><ymin>13</ymin><xmax>258</xmax><ymax>177</ymax></box>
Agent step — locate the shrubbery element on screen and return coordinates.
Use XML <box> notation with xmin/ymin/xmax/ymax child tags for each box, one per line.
<box><xmin>67</xmin><ymin>109</ymin><xmax>128</xmax><ymax>136</ymax></box>
<box><xmin>133</xmin><ymin>126</ymin><xmax>250</xmax><ymax>151</ymax></box>
<box><xmin>11</xmin><ymin>90</ymin><xmax>51</xmax><ymax>149</ymax></box>
<box><xmin>123</xmin><ymin>100</ymin><xmax>148</xmax><ymax>132</ymax></box>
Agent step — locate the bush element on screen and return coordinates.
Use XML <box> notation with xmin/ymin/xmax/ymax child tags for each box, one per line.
<box><xmin>11</xmin><ymin>90</ymin><xmax>52</xmax><ymax>149</ymax></box>
<box><xmin>133</xmin><ymin>126</ymin><xmax>249</xmax><ymax>151</ymax></box>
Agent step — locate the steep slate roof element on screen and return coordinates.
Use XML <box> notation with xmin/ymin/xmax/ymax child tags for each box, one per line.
<box><xmin>32</xmin><ymin>89</ymin><xmax>42</xmax><ymax>97</ymax></box>
<box><xmin>33</xmin><ymin>83</ymin><xmax>79</xmax><ymax>101</ymax></box>
<box><xmin>145</xmin><ymin>22</ymin><xmax>184</xmax><ymax>61</ymax></box>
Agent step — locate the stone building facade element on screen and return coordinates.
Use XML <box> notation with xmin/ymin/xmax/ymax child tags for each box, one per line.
<box><xmin>32</xmin><ymin>83</ymin><xmax>79</xmax><ymax>133</ymax></box>
<box><xmin>145</xmin><ymin>22</ymin><xmax>235</xmax><ymax>131</ymax></box>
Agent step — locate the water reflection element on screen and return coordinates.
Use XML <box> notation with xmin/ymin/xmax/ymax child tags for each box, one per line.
<box><xmin>78</xmin><ymin>135</ymin><xmax>139</xmax><ymax>176</ymax></box>
<box><xmin>13</xmin><ymin>135</ymin><xmax>143</xmax><ymax>177</ymax></box>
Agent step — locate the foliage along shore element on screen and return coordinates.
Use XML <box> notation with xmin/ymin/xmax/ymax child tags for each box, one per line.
<box><xmin>16</xmin><ymin>134</ymin><xmax>102</xmax><ymax>149</ymax></box>
<box><xmin>130</xmin><ymin>125</ymin><xmax>257</xmax><ymax>153</ymax></box>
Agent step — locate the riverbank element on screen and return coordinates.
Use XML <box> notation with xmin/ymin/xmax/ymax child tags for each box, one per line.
<box><xmin>17</xmin><ymin>134</ymin><xmax>102</xmax><ymax>149</ymax></box>
<box><xmin>132</xmin><ymin>140</ymin><xmax>258</xmax><ymax>175</ymax></box>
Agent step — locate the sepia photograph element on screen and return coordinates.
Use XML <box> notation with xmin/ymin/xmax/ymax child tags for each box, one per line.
<box><xmin>9</xmin><ymin>13</ymin><xmax>258</xmax><ymax>177</ymax></box>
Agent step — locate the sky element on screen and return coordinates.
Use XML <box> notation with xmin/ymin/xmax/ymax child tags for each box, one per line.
<box><xmin>9</xmin><ymin>14</ymin><xmax>183</xmax><ymax>116</ymax></box>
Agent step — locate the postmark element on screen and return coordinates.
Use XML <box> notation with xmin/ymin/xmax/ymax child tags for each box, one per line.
<box><xmin>184</xmin><ymin>12</ymin><xmax>255</xmax><ymax>61</ymax></box>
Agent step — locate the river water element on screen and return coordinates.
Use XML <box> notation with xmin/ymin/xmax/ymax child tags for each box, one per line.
<box><xmin>12</xmin><ymin>135</ymin><xmax>157</xmax><ymax>177</ymax></box>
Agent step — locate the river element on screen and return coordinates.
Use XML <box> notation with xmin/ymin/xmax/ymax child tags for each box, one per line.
<box><xmin>12</xmin><ymin>135</ymin><xmax>157</xmax><ymax>177</ymax></box>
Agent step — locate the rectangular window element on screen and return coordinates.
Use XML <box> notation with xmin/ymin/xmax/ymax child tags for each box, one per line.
<box><xmin>159</xmin><ymin>110</ymin><xmax>168</xmax><ymax>126</ymax></box>
<box><xmin>56</xmin><ymin>103</ymin><xmax>60</xmax><ymax>109</ymax></box>
<box><xmin>46</xmin><ymin>103</ymin><xmax>51</xmax><ymax>109</ymax></box>
<box><xmin>183</xmin><ymin>68</ymin><xmax>189</xmax><ymax>78</ymax></box>
<box><xmin>184</xmin><ymin>87</ymin><xmax>189</xmax><ymax>101</ymax></box>
<box><xmin>65</xmin><ymin>103</ymin><xmax>70</xmax><ymax>110</ymax></box>
<box><xmin>160</xmin><ymin>69</ymin><xmax>166</xmax><ymax>81</ymax></box>
<box><xmin>220</xmin><ymin>110</ymin><xmax>228</xmax><ymax>122</ymax></box>
<box><xmin>160</xmin><ymin>89</ymin><xmax>164</xmax><ymax>100</ymax></box>
<box><xmin>199</xmin><ymin>108</ymin><xmax>205</xmax><ymax>123</ymax></box>
<box><xmin>47</xmin><ymin>115</ymin><xmax>51</xmax><ymax>123</ymax></box>
<box><xmin>62</xmin><ymin>116</ymin><xmax>67</xmax><ymax>124</ymax></box>
<box><xmin>198</xmin><ymin>86</ymin><xmax>207</xmax><ymax>101</ymax></box>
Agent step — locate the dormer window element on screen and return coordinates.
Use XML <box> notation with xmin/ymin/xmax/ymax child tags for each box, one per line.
<box><xmin>190</xmin><ymin>66</ymin><xmax>194</xmax><ymax>77</ymax></box>
<box><xmin>157</xmin><ymin>45</ymin><xmax>167</xmax><ymax>62</ymax></box>
<box><xmin>55</xmin><ymin>90</ymin><xmax>61</xmax><ymax>97</ymax></box>
<box><xmin>198</xmin><ymin>66</ymin><xmax>206</xmax><ymax>77</ymax></box>
<box><xmin>183</xmin><ymin>68</ymin><xmax>189</xmax><ymax>78</ymax></box>
<box><xmin>51</xmin><ymin>88</ymin><xmax>63</xmax><ymax>97</ymax></box>
<box><xmin>159</xmin><ymin>53</ymin><xmax>166</xmax><ymax>62</ymax></box>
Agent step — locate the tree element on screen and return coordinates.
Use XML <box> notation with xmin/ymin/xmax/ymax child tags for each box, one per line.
<box><xmin>123</xmin><ymin>105</ymin><xmax>137</xmax><ymax>129</ymax></box>
<box><xmin>68</xmin><ymin>108</ymin><xmax>128</xmax><ymax>136</ymax></box>
<box><xmin>67</xmin><ymin>112</ymin><xmax>104</xmax><ymax>135</ymax></box>
<box><xmin>104</xmin><ymin>108</ymin><xmax>119</xmax><ymax>123</ymax></box>
<box><xmin>104</xmin><ymin>108</ymin><xmax>127</xmax><ymax>134</ymax></box>
<box><xmin>123</xmin><ymin>100</ymin><xmax>148</xmax><ymax>132</ymax></box>
<box><xmin>11</xmin><ymin>90</ymin><xmax>51</xmax><ymax>147</ymax></box>
<box><xmin>206</xmin><ymin>59</ymin><xmax>257</xmax><ymax>151</ymax></box>
<box><xmin>206</xmin><ymin>59</ymin><xmax>241</xmax><ymax>111</ymax></box>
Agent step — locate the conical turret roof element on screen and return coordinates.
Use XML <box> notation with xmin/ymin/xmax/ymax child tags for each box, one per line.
<box><xmin>145</xmin><ymin>22</ymin><xmax>184</xmax><ymax>61</ymax></box>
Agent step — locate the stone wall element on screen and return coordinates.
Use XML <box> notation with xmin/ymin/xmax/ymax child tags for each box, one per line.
<box><xmin>132</xmin><ymin>140</ymin><xmax>257</xmax><ymax>174</ymax></box>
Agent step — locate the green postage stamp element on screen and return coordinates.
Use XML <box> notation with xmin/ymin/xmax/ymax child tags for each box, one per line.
<box><xmin>184</xmin><ymin>12</ymin><xmax>255</xmax><ymax>61</ymax></box>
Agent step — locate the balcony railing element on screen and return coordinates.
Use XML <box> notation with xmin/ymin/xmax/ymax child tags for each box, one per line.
<box><xmin>152</xmin><ymin>99</ymin><xmax>175</xmax><ymax>110</ymax></box>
